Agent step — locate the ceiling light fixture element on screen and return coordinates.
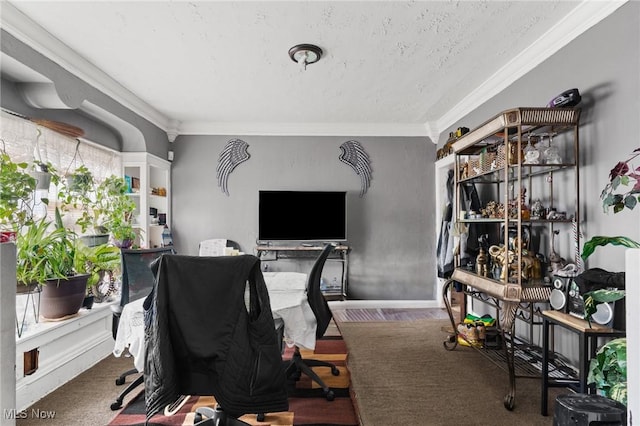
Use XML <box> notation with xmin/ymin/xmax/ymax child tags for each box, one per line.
<box><xmin>288</xmin><ymin>44</ymin><xmax>323</xmax><ymax>70</ymax></box>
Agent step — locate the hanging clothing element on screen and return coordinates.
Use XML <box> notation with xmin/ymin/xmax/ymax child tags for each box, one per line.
<box><xmin>144</xmin><ymin>254</ymin><xmax>289</xmax><ymax>421</ymax></box>
<box><xmin>459</xmin><ymin>181</ymin><xmax>486</xmax><ymax>260</ymax></box>
<box><xmin>437</xmin><ymin>169</ymin><xmax>455</xmax><ymax>278</ymax></box>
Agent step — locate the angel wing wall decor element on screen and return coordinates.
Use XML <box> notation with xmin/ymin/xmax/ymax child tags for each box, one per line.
<box><xmin>339</xmin><ymin>140</ymin><xmax>372</xmax><ymax>197</ymax></box>
<box><xmin>216</xmin><ymin>138</ymin><xmax>250</xmax><ymax>195</ymax></box>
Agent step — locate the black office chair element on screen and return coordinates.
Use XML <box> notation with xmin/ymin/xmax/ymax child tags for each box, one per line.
<box><xmin>144</xmin><ymin>254</ymin><xmax>289</xmax><ymax>425</ymax></box>
<box><xmin>197</xmin><ymin>239</ymin><xmax>282</xmax><ymax>423</ymax></box>
<box><xmin>285</xmin><ymin>243</ymin><xmax>340</xmax><ymax>401</ymax></box>
<box><xmin>110</xmin><ymin>247</ymin><xmax>174</xmax><ymax>411</ymax></box>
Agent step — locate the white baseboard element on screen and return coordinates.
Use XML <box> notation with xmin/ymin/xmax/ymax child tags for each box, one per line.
<box><xmin>328</xmin><ymin>299</ymin><xmax>440</xmax><ymax>310</ymax></box>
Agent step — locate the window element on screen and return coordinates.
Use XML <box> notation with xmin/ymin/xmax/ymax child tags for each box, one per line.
<box><xmin>1</xmin><ymin>111</ymin><xmax>122</xmax><ymax>229</ymax></box>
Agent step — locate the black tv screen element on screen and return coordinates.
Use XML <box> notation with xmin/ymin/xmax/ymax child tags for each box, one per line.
<box><xmin>258</xmin><ymin>190</ymin><xmax>347</xmax><ymax>242</ymax></box>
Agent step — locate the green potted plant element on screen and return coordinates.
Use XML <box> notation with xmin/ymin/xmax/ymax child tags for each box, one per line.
<box><xmin>582</xmin><ymin>148</ymin><xmax>637</xmax><ymax>407</ymax></box>
<box><xmin>588</xmin><ymin>337</ymin><xmax>627</xmax><ymax>405</ymax></box>
<box><xmin>581</xmin><ymin>147</ymin><xmax>640</xmax><ymax>323</ymax></box>
<box><xmin>74</xmin><ymin>241</ymin><xmax>121</xmax><ymax>305</ymax></box>
<box><xmin>0</xmin><ymin>147</ymin><xmax>37</xmax><ymax>241</ymax></box>
<box><xmin>93</xmin><ymin>175</ymin><xmax>138</xmax><ymax>248</ymax></box>
<box><xmin>16</xmin><ymin>208</ymin><xmax>89</xmax><ymax>319</ymax></box>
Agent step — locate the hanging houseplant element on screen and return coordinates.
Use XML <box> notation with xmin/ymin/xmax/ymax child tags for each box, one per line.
<box><xmin>59</xmin><ymin>163</ymin><xmax>96</xmax><ymax>235</ymax></box>
<box><xmin>30</xmin><ymin>161</ymin><xmax>53</xmax><ymax>191</ymax></box>
<box><xmin>28</xmin><ymin>129</ymin><xmax>60</xmax><ymax>191</ymax></box>
<box><xmin>59</xmin><ymin>141</ymin><xmax>98</xmax><ymax>235</ymax></box>
<box><xmin>93</xmin><ymin>175</ymin><xmax>137</xmax><ymax>248</ymax></box>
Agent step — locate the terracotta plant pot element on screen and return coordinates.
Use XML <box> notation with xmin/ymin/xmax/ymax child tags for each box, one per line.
<box><xmin>40</xmin><ymin>274</ymin><xmax>89</xmax><ymax>320</ymax></box>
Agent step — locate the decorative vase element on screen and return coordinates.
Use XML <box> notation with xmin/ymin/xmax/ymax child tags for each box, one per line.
<box><xmin>40</xmin><ymin>274</ymin><xmax>89</xmax><ymax>320</ymax></box>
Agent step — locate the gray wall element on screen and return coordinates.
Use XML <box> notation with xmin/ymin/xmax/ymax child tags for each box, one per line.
<box><xmin>171</xmin><ymin>135</ymin><xmax>436</xmax><ymax>300</ymax></box>
<box><xmin>438</xmin><ymin>1</ymin><xmax>639</xmax><ymax>273</ymax></box>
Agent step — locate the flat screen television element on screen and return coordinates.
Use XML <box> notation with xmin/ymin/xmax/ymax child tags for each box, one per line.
<box><xmin>258</xmin><ymin>190</ymin><xmax>347</xmax><ymax>242</ymax></box>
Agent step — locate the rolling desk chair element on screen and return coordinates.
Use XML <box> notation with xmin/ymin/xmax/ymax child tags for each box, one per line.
<box><xmin>198</xmin><ymin>239</ymin><xmax>285</xmax><ymax>423</ymax></box>
<box><xmin>144</xmin><ymin>254</ymin><xmax>289</xmax><ymax>425</ymax></box>
<box><xmin>285</xmin><ymin>243</ymin><xmax>340</xmax><ymax>401</ymax></box>
<box><xmin>110</xmin><ymin>247</ymin><xmax>174</xmax><ymax>410</ymax></box>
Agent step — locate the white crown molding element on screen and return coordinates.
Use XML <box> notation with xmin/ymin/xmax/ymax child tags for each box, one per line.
<box><xmin>179</xmin><ymin>121</ymin><xmax>431</xmax><ymax>137</ymax></box>
<box><xmin>1</xmin><ymin>2</ymin><xmax>170</xmax><ymax>131</ymax></box>
<box><xmin>424</xmin><ymin>121</ymin><xmax>439</xmax><ymax>145</ymax></box>
<box><xmin>435</xmin><ymin>0</ymin><xmax>628</xmax><ymax>135</ymax></box>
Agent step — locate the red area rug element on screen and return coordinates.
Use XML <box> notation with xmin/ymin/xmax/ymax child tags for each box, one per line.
<box><xmin>109</xmin><ymin>336</ymin><xmax>358</xmax><ymax>426</ymax></box>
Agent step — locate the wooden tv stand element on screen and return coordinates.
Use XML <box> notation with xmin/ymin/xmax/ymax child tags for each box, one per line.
<box><xmin>255</xmin><ymin>244</ymin><xmax>350</xmax><ymax>300</ymax></box>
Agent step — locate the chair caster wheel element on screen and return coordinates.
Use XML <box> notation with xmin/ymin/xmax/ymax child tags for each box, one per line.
<box><xmin>504</xmin><ymin>394</ymin><xmax>515</xmax><ymax>411</ymax></box>
<box><xmin>331</xmin><ymin>367</ymin><xmax>340</xmax><ymax>376</ymax></box>
<box><xmin>257</xmin><ymin>413</ymin><xmax>265</xmax><ymax>421</ymax></box>
<box><xmin>325</xmin><ymin>390</ymin><xmax>335</xmax><ymax>401</ymax></box>
<box><xmin>115</xmin><ymin>377</ymin><xmax>125</xmax><ymax>386</ymax></box>
<box><xmin>110</xmin><ymin>401</ymin><xmax>122</xmax><ymax>411</ymax></box>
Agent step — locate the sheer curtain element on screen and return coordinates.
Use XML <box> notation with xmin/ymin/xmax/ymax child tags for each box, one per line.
<box><xmin>1</xmin><ymin>111</ymin><xmax>122</xmax><ymax>225</ymax></box>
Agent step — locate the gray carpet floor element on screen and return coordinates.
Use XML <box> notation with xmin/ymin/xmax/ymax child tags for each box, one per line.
<box><xmin>336</xmin><ymin>316</ymin><xmax>561</xmax><ymax>425</ymax></box>
<box><xmin>15</xmin><ymin>308</ymin><xmax>563</xmax><ymax>425</ymax></box>
<box><xmin>16</xmin><ymin>354</ymin><xmax>135</xmax><ymax>426</ymax></box>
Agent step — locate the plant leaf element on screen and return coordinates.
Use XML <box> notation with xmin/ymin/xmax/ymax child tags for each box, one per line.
<box><xmin>587</xmin><ymin>289</ymin><xmax>625</xmax><ymax>303</ymax></box>
<box><xmin>581</xmin><ymin>236</ymin><xmax>640</xmax><ymax>260</ymax></box>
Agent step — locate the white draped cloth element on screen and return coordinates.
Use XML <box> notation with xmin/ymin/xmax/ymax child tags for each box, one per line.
<box><xmin>263</xmin><ymin>272</ymin><xmax>317</xmax><ymax>350</ymax></box>
<box><xmin>113</xmin><ymin>271</ymin><xmax>318</xmax><ymax>373</ymax></box>
<box><xmin>112</xmin><ymin>298</ymin><xmax>146</xmax><ymax>372</ymax></box>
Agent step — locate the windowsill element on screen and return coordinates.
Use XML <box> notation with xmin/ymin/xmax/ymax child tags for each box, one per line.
<box><xmin>16</xmin><ymin>299</ymin><xmax>118</xmax><ymax>343</ymax></box>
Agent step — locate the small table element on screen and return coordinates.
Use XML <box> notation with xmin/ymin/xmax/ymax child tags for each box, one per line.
<box><xmin>256</xmin><ymin>245</ymin><xmax>350</xmax><ymax>299</ymax></box>
<box><xmin>540</xmin><ymin>310</ymin><xmax>625</xmax><ymax>416</ymax></box>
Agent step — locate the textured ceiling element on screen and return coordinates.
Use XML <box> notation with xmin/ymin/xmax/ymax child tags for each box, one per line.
<box><xmin>1</xmin><ymin>1</ymin><xmax>616</xmax><ymax>140</ymax></box>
